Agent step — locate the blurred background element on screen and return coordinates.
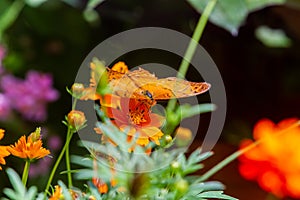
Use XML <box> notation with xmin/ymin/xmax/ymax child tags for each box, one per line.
<box><xmin>0</xmin><ymin>0</ymin><xmax>299</xmax><ymax>199</ymax></box>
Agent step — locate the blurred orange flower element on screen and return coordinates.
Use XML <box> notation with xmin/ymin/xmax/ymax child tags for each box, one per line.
<box><xmin>238</xmin><ymin>118</ymin><xmax>300</xmax><ymax>198</ymax></box>
<box><xmin>9</xmin><ymin>135</ymin><xmax>50</xmax><ymax>161</ymax></box>
<box><xmin>0</xmin><ymin>129</ymin><xmax>10</xmax><ymax>170</ymax></box>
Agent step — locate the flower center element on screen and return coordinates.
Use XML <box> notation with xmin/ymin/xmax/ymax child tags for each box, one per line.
<box><xmin>129</xmin><ymin>108</ymin><xmax>148</xmax><ymax>125</ymax></box>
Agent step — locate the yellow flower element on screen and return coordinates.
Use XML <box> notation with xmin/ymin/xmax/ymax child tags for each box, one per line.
<box><xmin>0</xmin><ymin>129</ymin><xmax>10</xmax><ymax>170</ymax></box>
<box><xmin>9</xmin><ymin>134</ymin><xmax>50</xmax><ymax>161</ymax></box>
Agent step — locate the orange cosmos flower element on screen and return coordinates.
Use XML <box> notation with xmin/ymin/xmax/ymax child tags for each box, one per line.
<box><xmin>0</xmin><ymin>129</ymin><xmax>10</xmax><ymax>170</ymax></box>
<box><xmin>238</xmin><ymin>118</ymin><xmax>300</xmax><ymax>198</ymax></box>
<box><xmin>9</xmin><ymin>132</ymin><xmax>50</xmax><ymax>161</ymax></box>
<box><xmin>99</xmin><ymin>94</ymin><xmax>165</xmax><ymax>147</ymax></box>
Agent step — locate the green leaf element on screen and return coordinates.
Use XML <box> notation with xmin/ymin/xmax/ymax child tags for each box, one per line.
<box><xmin>187</xmin><ymin>0</ymin><xmax>285</xmax><ymax>35</ymax></box>
<box><xmin>194</xmin><ymin>181</ymin><xmax>225</xmax><ymax>192</ymax></box>
<box><xmin>187</xmin><ymin>181</ymin><xmax>225</xmax><ymax>196</ymax></box>
<box><xmin>255</xmin><ymin>25</ymin><xmax>292</xmax><ymax>48</ymax></box>
<box><xmin>3</xmin><ymin>169</ymin><xmax>38</xmax><ymax>200</ymax></box>
<box><xmin>35</xmin><ymin>193</ymin><xmax>46</xmax><ymax>200</ymax></box>
<box><xmin>6</xmin><ymin>168</ymin><xmax>25</xmax><ymax>196</ymax></box>
<box><xmin>187</xmin><ymin>149</ymin><xmax>213</xmax><ymax>166</ymax></box>
<box><xmin>71</xmin><ymin>155</ymin><xmax>93</xmax><ymax>168</ymax></box>
<box><xmin>26</xmin><ymin>187</ymin><xmax>38</xmax><ymax>199</ymax></box>
<box><xmin>2</xmin><ymin>188</ymin><xmax>17</xmax><ymax>200</ymax></box>
<box><xmin>197</xmin><ymin>191</ymin><xmax>238</xmax><ymax>200</ymax></box>
<box><xmin>182</xmin><ymin>149</ymin><xmax>213</xmax><ymax>175</ymax></box>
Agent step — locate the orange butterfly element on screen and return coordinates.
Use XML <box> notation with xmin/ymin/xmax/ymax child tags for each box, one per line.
<box><xmin>107</xmin><ymin>62</ymin><xmax>210</xmax><ymax>102</ymax></box>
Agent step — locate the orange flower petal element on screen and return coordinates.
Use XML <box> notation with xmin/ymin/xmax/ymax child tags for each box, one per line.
<box><xmin>9</xmin><ymin>135</ymin><xmax>50</xmax><ymax>160</ymax></box>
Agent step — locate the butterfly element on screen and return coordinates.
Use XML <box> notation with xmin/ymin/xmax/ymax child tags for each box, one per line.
<box><xmin>107</xmin><ymin>61</ymin><xmax>210</xmax><ymax>103</ymax></box>
<box><xmin>92</xmin><ymin>61</ymin><xmax>210</xmax><ymax>127</ymax></box>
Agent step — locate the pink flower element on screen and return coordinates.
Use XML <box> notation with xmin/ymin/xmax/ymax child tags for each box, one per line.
<box><xmin>1</xmin><ymin>71</ymin><xmax>59</xmax><ymax>121</ymax></box>
<box><xmin>0</xmin><ymin>93</ymin><xmax>11</xmax><ymax>120</ymax></box>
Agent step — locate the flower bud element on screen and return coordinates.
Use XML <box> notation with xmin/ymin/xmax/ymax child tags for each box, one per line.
<box><xmin>164</xmin><ymin>135</ymin><xmax>173</xmax><ymax>143</ymax></box>
<box><xmin>71</xmin><ymin>83</ymin><xmax>85</xmax><ymax>95</ymax></box>
<box><xmin>29</xmin><ymin>127</ymin><xmax>41</xmax><ymax>142</ymax></box>
<box><xmin>171</xmin><ymin>161</ymin><xmax>180</xmax><ymax>170</ymax></box>
<box><xmin>175</xmin><ymin>179</ymin><xmax>189</xmax><ymax>193</ymax></box>
<box><xmin>67</xmin><ymin>110</ymin><xmax>86</xmax><ymax>129</ymax></box>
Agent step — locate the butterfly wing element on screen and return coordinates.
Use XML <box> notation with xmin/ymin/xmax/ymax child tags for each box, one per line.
<box><xmin>107</xmin><ymin>64</ymin><xmax>210</xmax><ymax>100</ymax></box>
<box><xmin>139</xmin><ymin>77</ymin><xmax>210</xmax><ymax>100</ymax></box>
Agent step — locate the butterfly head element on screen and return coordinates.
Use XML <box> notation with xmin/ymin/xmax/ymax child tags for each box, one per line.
<box><xmin>141</xmin><ymin>90</ymin><xmax>153</xmax><ymax>100</ymax></box>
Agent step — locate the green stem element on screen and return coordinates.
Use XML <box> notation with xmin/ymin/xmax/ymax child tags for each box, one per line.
<box><xmin>198</xmin><ymin>120</ymin><xmax>300</xmax><ymax>182</ymax></box>
<box><xmin>66</xmin><ymin>127</ymin><xmax>73</xmax><ymax>188</ymax></box>
<box><xmin>44</xmin><ymin>130</ymin><xmax>74</xmax><ymax>196</ymax></box>
<box><xmin>72</xmin><ymin>99</ymin><xmax>77</xmax><ymax>110</ymax></box>
<box><xmin>177</xmin><ymin>0</ymin><xmax>217</xmax><ymax>79</ymax></box>
<box><xmin>198</xmin><ymin>143</ymin><xmax>253</xmax><ymax>182</ymax></box>
<box><xmin>166</xmin><ymin>0</ymin><xmax>217</xmax><ymax>126</ymax></box>
<box><xmin>22</xmin><ymin>160</ymin><xmax>30</xmax><ymax>186</ymax></box>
